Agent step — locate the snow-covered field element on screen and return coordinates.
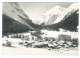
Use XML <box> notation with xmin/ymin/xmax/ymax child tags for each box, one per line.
<box><xmin>2</xmin><ymin>38</ymin><xmax>78</xmax><ymax>56</ymax></box>
<box><xmin>2</xmin><ymin>47</ymin><xmax>78</xmax><ymax>56</ymax></box>
<box><xmin>41</xmin><ymin>30</ymin><xmax>78</xmax><ymax>39</ymax></box>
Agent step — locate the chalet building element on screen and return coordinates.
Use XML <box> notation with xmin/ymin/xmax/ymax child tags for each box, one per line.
<box><xmin>58</xmin><ymin>34</ymin><xmax>71</xmax><ymax>42</ymax></box>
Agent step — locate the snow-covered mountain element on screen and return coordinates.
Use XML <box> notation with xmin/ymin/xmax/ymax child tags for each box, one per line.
<box><xmin>53</xmin><ymin>3</ymin><xmax>78</xmax><ymax>24</ymax></box>
<box><xmin>40</xmin><ymin>3</ymin><xmax>79</xmax><ymax>25</ymax></box>
<box><xmin>41</xmin><ymin>6</ymin><xmax>65</xmax><ymax>25</ymax></box>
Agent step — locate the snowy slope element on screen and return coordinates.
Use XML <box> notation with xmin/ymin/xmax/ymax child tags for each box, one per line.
<box><xmin>41</xmin><ymin>3</ymin><xmax>79</xmax><ymax>25</ymax></box>
<box><xmin>3</xmin><ymin>2</ymin><xmax>34</xmax><ymax>30</ymax></box>
<box><xmin>3</xmin><ymin>3</ymin><xmax>28</xmax><ymax>23</ymax></box>
<box><xmin>41</xmin><ymin>6</ymin><xmax>65</xmax><ymax>25</ymax></box>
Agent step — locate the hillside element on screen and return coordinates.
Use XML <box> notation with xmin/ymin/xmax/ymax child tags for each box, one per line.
<box><xmin>43</xmin><ymin>9</ymin><xmax>78</xmax><ymax>31</ymax></box>
<box><xmin>2</xmin><ymin>2</ymin><xmax>40</xmax><ymax>35</ymax></box>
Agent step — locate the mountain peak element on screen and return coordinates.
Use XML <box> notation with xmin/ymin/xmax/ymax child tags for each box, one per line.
<box><xmin>40</xmin><ymin>5</ymin><xmax>65</xmax><ymax>25</ymax></box>
<box><xmin>45</xmin><ymin>5</ymin><xmax>65</xmax><ymax>15</ymax></box>
<box><xmin>53</xmin><ymin>5</ymin><xmax>63</xmax><ymax>9</ymax></box>
<box><xmin>69</xmin><ymin>3</ymin><xmax>78</xmax><ymax>10</ymax></box>
<box><xmin>39</xmin><ymin>3</ymin><xmax>79</xmax><ymax>25</ymax></box>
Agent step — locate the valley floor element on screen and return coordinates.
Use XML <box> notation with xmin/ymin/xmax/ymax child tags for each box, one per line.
<box><xmin>2</xmin><ymin>46</ymin><xmax>78</xmax><ymax>56</ymax></box>
<box><xmin>2</xmin><ymin>38</ymin><xmax>78</xmax><ymax>56</ymax></box>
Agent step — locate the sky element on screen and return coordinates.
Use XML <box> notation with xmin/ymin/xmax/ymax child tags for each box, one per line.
<box><xmin>19</xmin><ymin>2</ymin><xmax>73</xmax><ymax>21</ymax></box>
